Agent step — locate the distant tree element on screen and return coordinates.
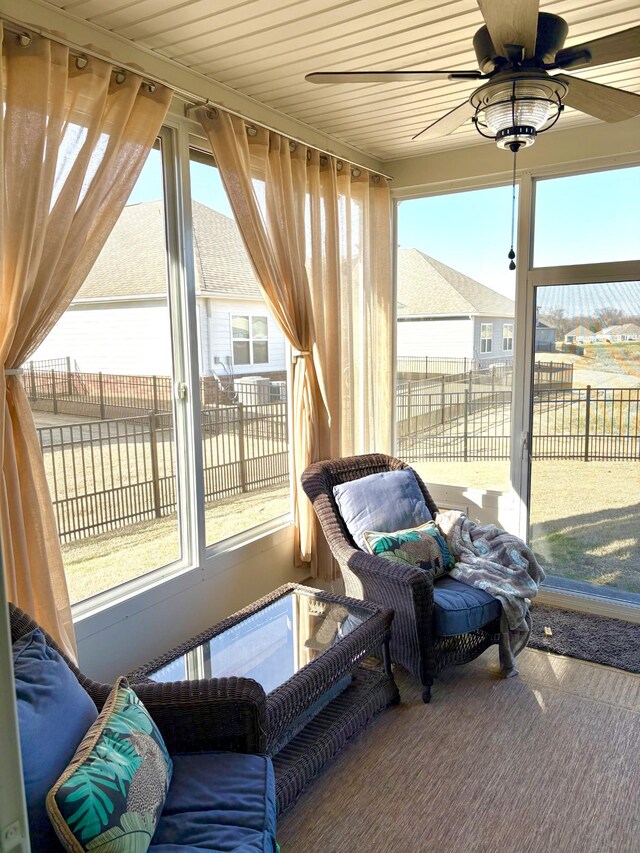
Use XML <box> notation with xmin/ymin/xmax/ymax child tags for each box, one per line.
<box><xmin>595</xmin><ymin>306</ymin><xmax>624</xmax><ymax>330</ymax></box>
<box><xmin>538</xmin><ymin>308</ymin><xmax>568</xmax><ymax>336</ymax></box>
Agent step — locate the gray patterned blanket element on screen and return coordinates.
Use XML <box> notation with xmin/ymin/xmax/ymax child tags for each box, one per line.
<box><xmin>436</xmin><ymin>510</ymin><xmax>545</xmax><ymax>676</ymax></box>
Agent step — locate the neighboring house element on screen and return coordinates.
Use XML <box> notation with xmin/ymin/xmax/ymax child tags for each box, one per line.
<box><xmin>397</xmin><ymin>248</ymin><xmax>515</xmax><ymax>362</ymax></box>
<box><xmin>621</xmin><ymin>322</ymin><xmax>640</xmax><ymax>340</ymax></box>
<box><xmin>598</xmin><ymin>323</ymin><xmax>640</xmax><ymax>342</ymax></box>
<box><xmin>535</xmin><ymin>320</ymin><xmax>557</xmax><ymax>352</ymax></box>
<box><xmin>565</xmin><ymin>325</ymin><xmax>597</xmax><ymax>344</ymax></box>
<box><xmin>31</xmin><ymin>201</ymin><xmax>285</xmax><ymax>378</ymax></box>
<box><xmin>597</xmin><ymin>324</ymin><xmax>625</xmax><ymax>342</ymax></box>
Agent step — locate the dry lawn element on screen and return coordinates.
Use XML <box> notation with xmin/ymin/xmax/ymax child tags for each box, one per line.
<box><xmin>63</xmin><ymin>484</ymin><xmax>290</xmax><ymax>603</ymax></box>
<box><xmin>413</xmin><ymin>459</ymin><xmax>640</xmax><ymax>595</ymax></box>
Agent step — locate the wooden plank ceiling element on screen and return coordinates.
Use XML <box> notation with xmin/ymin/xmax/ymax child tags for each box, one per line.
<box><xmin>42</xmin><ymin>0</ymin><xmax>640</xmax><ymax>161</ymax></box>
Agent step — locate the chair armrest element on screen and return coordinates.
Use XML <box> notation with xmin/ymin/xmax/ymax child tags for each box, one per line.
<box><xmin>131</xmin><ymin>677</ymin><xmax>267</xmax><ymax>755</ymax></box>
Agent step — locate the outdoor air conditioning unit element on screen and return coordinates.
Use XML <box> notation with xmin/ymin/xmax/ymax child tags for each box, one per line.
<box><xmin>234</xmin><ymin>376</ymin><xmax>272</xmax><ymax>405</ymax></box>
<box><xmin>270</xmin><ymin>381</ymin><xmax>287</xmax><ymax>403</ymax></box>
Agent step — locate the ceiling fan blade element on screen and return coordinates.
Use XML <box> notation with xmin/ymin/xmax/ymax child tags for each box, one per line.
<box><xmin>476</xmin><ymin>0</ymin><xmax>539</xmax><ymax>59</ymax></box>
<box><xmin>554</xmin><ymin>25</ymin><xmax>640</xmax><ymax>71</ymax></box>
<box><xmin>306</xmin><ymin>70</ymin><xmax>482</xmax><ymax>84</ymax></box>
<box><xmin>412</xmin><ymin>99</ymin><xmax>475</xmax><ymax>140</ymax></box>
<box><xmin>557</xmin><ymin>74</ymin><xmax>640</xmax><ymax>122</ymax></box>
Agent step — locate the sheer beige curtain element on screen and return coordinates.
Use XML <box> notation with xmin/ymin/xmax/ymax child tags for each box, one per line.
<box><xmin>196</xmin><ymin>109</ymin><xmax>392</xmax><ymax>579</ymax></box>
<box><xmin>0</xmin><ymin>25</ymin><xmax>172</xmax><ymax>656</ymax></box>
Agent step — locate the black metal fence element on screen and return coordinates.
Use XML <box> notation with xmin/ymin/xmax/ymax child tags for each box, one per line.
<box><xmin>37</xmin><ymin>403</ymin><xmax>288</xmax><ymax>542</ymax></box>
<box><xmin>23</xmin><ymin>364</ymin><xmax>280</xmax><ymax>419</ymax></box>
<box><xmin>398</xmin><ymin>386</ymin><xmax>640</xmax><ymax>462</ymax></box>
<box><xmin>28</xmin><ymin>359</ymin><xmax>638</xmax><ymax>543</ymax></box>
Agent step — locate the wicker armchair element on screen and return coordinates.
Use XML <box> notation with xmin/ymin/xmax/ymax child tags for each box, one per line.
<box><xmin>301</xmin><ymin>453</ymin><xmax>501</xmax><ymax>702</ymax></box>
<box><xmin>9</xmin><ymin>602</ymin><xmax>267</xmax><ymax>755</ymax></box>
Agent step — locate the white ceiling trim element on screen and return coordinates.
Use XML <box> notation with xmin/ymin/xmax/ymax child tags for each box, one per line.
<box><xmin>2</xmin><ymin>0</ymin><xmax>386</xmax><ymax>173</ymax></box>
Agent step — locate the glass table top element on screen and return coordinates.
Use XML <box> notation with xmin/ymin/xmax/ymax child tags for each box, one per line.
<box><xmin>148</xmin><ymin>589</ymin><xmax>372</xmax><ymax>694</ymax></box>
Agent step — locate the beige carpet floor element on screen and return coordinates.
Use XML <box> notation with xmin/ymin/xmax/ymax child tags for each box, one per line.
<box><xmin>277</xmin><ymin>647</ymin><xmax>640</xmax><ymax>853</ymax></box>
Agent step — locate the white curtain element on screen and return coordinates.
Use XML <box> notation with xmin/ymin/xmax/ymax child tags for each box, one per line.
<box><xmin>0</xmin><ymin>24</ymin><xmax>172</xmax><ymax>655</ymax></box>
<box><xmin>197</xmin><ymin>109</ymin><xmax>393</xmax><ymax>579</ymax></box>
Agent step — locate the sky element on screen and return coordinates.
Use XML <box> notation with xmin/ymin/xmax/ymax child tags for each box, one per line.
<box><xmin>128</xmin><ymin>149</ymin><xmax>640</xmax><ymax>316</ymax></box>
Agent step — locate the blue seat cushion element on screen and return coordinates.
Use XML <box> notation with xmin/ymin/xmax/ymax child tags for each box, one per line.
<box><xmin>150</xmin><ymin>752</ymin><xmax>277</xmax><ymax>852</ymax></box>
<box><xmin>433</xmin><ymin>576</ymin><xmax>501</xmax><ymax>637</ymax></box>
<box><xmin>13</xmin><ymin>628</ymin><xmax>98</xmax><ymax>851</ymax></box>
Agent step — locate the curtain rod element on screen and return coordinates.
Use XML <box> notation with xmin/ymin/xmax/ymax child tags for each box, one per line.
<box><xmin>1</xmin><ymin>17</ymin><xmax>160</xmax><ymax>91</ymax></box>
<box><xmin>184</xmin><ymin>104</ymin><xmax>392</xmax><ymax>182</ymax></box>
<box><xmin>1</xmin><ymin>15</ymin><xmax>393</xmax><ymax>182</ymax></box>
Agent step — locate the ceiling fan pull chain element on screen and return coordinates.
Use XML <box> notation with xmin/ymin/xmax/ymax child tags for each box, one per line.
<box><xmin>508</xmin><ymin>145</ymin><xmax>517</xmax><ymax>271</ymax></box>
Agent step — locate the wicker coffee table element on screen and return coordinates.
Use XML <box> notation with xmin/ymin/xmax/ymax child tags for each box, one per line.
<box><xmin>129</xmin><ymin>583</ymin><xmax>399</xmax><ymax>812</ymax></box>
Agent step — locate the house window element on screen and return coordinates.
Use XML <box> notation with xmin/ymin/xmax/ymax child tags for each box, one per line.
<box><xmin>232</xmin><ymin>315</ymin><xmax>269</xmax><ymax>365</ymax></box>
<box><xmin>481</xmin><ymin>323</ymin><xmax>493</xmax><ymax>353</ymax></box>
<box><xmin>503</xmin><ymin>323</ymin><xmax>513</xmax><ymax>351</ymax></box>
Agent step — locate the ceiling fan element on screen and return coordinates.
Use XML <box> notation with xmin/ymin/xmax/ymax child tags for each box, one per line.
<box><xmin>306</xmin><ymin>0</ymin><xmax>640</xmax><ymax>152</ymax></box>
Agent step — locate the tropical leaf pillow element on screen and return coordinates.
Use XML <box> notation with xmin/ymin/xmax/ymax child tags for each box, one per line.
<box><xmin>363</xmin><ymin>521</ymin><xmax>454</xmax><ymax>578</ymax></box>
<box><xmin>47</xmin><ymin>676</ymin><xmax>172</xmax><ymax>853</ymax></box>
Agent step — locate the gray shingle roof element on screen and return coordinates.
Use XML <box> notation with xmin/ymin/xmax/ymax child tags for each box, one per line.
<box><xmin>397</xmin><ymin>248</ymin><xmax>514</xmax><ymax>318</ymax></box>
<box><xmin>566</xmin><ymin>325</ymin><xmax>594</xmax><ymax>337</ymax></box>
<box><xmin>75</xmin><ymin>200</ymin><xmax>261</xmax><ymax>300</ymax></box>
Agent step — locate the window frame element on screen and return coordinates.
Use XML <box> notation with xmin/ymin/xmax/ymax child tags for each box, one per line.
<box><xmin>68</xmin><ymin>119</ymin><xmax>293</xmax><ymax>619</ymax></box>
<box><xmin>393</xmin><ymin>156</ymin><xmax>640</xmax><ymax>623</ymax></box>
<box><xmin>480</xmin><ymin>322</ymin><xmax>493</xmax><ymax>353</ymax></box>
<box><xmin>503</xmin><ymin>323</ymin><xmax>514</xmax><ymax>351</ymax></box>
<box><xmin>231</xmin><ymin>313</ymin><xmax>270</xmax><ymax>366</ymax></box>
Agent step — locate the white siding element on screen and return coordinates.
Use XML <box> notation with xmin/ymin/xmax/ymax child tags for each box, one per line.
<box><xmin>205</xmin><ymin>297</ymin><xmax>286</xmax><ymax>376</ymax></box>
<box><xmin>397</xmin><ymin>318</ymin><xmax>473</xmax><ymax>359</ymax></box>
<box><xmin>30</xmin><ymin>300</ymin><xmax>173</xmax><ymax>376</ymax></box>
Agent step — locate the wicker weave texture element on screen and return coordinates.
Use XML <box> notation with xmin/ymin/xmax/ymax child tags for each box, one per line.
<box><xmin>128</xmin><ymin>583</ymin><xmax>396</xmax><ymax>755</ymax></box>
<box><xmin>273</xmin><ymin>666</ymin><xmax>399</xmax><ymax>815</ymax></box>
<box><xmin>9</xmin><ymin>602</ymin><xmax>267</xmax><ymax>755</ymax></box>
<box><xmin>301</xmin><ymin>454</ymin><xmax>501</xmax><ymax>694</ymax></box>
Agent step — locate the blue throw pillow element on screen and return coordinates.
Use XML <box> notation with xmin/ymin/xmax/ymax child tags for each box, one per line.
<box><xmin>13</xmin><ymin>628</ymin><xmax>98</xmax><ymax>851</ymax></box>
<box><xmin>47</xmin><ymin>677</ymin><xmax>173</xmax><ymax>853</ymax></box>
<box><xmin>333</xmin><ymin>468</ymin><xmax>432</xmax><ymax>551</ymax></box>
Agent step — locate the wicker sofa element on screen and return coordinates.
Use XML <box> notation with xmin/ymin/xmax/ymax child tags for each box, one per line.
<box><xmin>10</xmin><ymin>603</ymin><xmax>277</xmax><ymax>852</ymax></box>
<box><xmin>301</xmin><ymin>453</ymin><xmax>502</xmax><ymax>702</ymax></box>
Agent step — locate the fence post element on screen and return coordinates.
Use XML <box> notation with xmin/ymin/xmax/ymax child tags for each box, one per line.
<box><xmin>463</xmin><ymin>390</ymin><xmax>469</xmax><ymax>462</ymax></box>
<box><xmin>425</xmin><ymin>355</ymin><xmax>428</xmax><ymax>377</ymax></box>
<box><xmin>237</xmin><ymin>403</ymin><xmax>248</xmax><ymax>492</ymax></box>
<box><xmin>584</xmin><ymin>385</ymin><xmax>591</xmax><ymax>462</ymax></box>
<box><xmin>51</xmin><ymin>369</ymin><xmax>58</xmax><ymax>415</ymax></box>
<box><xmin>65</xmin><ymin>356</ymin><xmax>73</xmax><ymax>397</ymax></box>
<box><xmin>30</xmin><ymin>363</ymin><xmax>37</xmax><ymax>401</ymax></box>
<box><xmin>440</xmin><ymin>375</ymin><xmax>446</xmax><ymax>426</ymax></box>
<box><xmin>98</xmin><ymin>372</ymin><xmax>106</xmax><ymax>420</ymax></box>
<box><xmin>152</xmin><ymin>375</ymin><xmax>159</xmax><ymax>413</ymax></box>
<box><xmin>491</xmin><ymin>365</ymin><xmax>495</xmax><ymax>393</ymax></box>
<box><xmin>407</xmin><ymin>382</ymin><xmax>413</xmax><ymax>437</ymax></box>
<box><xmin>148</xmin><ymin>411</ymin><xmax>162</xmax><ymax>518</ymax></box>
<box><xmin>468</xmin><ymin>370</ymin><xmax>473</xmax><ymax>395</ymax></box>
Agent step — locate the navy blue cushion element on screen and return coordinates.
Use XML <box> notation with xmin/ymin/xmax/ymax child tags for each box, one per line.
<box><xmin>432</xmin><ymin>576</ymin><xmax>501</xmax><ymax>637</ymax></box>
<box><xmin>150</xmin><ymin>752</ymin><xmax>277</xmax><ymax>852</ymax></box>
<box><xmin>333</xmin><ymin>469</ymin><xmax>431</xmax><ymax>551</ymax></box>
<box><xmin>13</xmin><ymin>628</ymin><xmax>98</xmax><ymax>851</ymax></box>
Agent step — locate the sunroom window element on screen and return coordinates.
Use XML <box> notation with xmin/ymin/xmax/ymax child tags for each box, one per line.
<box><xmin>25</xmin><ymin>142</ymin><xmax>181</xmax><ymax>603</ymax></box>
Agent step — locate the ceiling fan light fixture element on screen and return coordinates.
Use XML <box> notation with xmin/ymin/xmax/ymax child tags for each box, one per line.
<box><xmin>471</xmin><ymin>72</ymin><xmax>567</xmax><ymax>149</ymax></box>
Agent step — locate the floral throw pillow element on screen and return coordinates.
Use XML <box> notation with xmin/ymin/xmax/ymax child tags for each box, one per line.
<box><xmin>47</xmin><ymin>677</ymin><xmax>172</xmax><ymax>853</ymax></box>
<box><xmin>363</xmin><ymin>521</ymin><xmax>454</xmax><ymax>578</ymax></box>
